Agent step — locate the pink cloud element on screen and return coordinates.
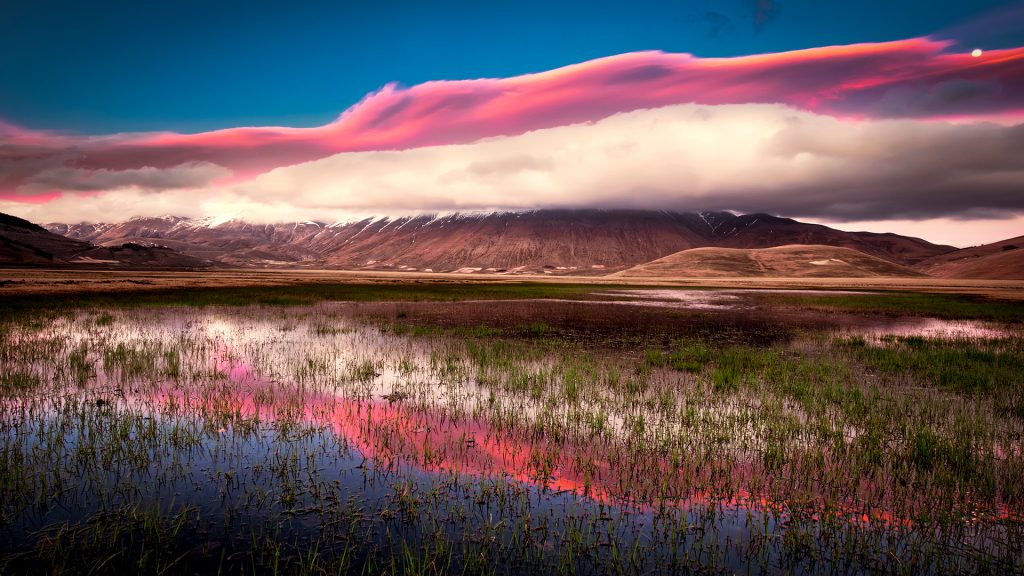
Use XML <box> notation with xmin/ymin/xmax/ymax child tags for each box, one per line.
<box><xmin>2</xmin><ymin>37</ymin><xmax>1023</xmax><ymax>201</ymax></box>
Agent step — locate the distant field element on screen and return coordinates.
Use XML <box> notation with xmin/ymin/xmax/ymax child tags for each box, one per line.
<box><xmin>2</xmin><ymin>268</ymin><xmax>1024</xmax><ymax>321</ymax></box>
<box><xmin>2</xmin><ymin>267</ymin><xmax>1023</xmax><ymax>297</ymax></box>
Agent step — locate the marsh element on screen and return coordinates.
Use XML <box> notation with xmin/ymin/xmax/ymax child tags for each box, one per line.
<box><xmin>0</xmin><ymin>284</ymin><xmax>1022</xmax><ymax>574</ymax></box>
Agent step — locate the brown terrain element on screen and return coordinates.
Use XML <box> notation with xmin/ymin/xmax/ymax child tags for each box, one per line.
<box><xmin>2</xmin><ymin>268</ymin><xmax>1023</xmax><ymax>301</ymax></box>
<box><xmin>45</xmin><ymin>210</ymin><xmax>953</xmax><ymax>272</ymax></box>
<box><xmin>1</xmin><ymin>212</ymin><xmax>214</xmax><ymax>268</ymax></box>
<box><xmin>614</xmin><ymin>245</ymin><xmax>923</xmax><ymax>278</ymax></box>
<box><xmin>914</xmin><ymin>235</ymin><xmax>1024</xmax><ymax>280</ymax></box>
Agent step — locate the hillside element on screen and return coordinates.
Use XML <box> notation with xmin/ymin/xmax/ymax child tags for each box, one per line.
<box><xmin>915</xmin><ymin>236</ymin><xmax>1024</xmax><ymax>279</ymax></box>
<box><xmin>1</xmin><ymin>212</ymin><xmax>96</xmax><ymax>264</ymax></box>
<box><xmin>45</xmin><ymin>210</ymin><xmax>954</xmax><ymax>273</ymax></box>
<box><xmin>613</xmin><ymin>245</ymin><xmax>924</xmax><ymax>278</ymax></box>
<box><xmin>1</xmin><ymin>212</ymin><xmax>215</xmax><ymax>268</ymax></box>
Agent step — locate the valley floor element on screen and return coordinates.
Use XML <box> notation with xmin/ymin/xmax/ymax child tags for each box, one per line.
<box><xmin>2</xmin><ymin>267</ymin><xmax>1024</xmax><ymax>300</ymax></box>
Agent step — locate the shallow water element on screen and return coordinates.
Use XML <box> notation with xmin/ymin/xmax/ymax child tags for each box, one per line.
<box><xmin>1</xmin><ymin>303</ymin><xmax>1020</xmax><ymax>573</ymax></box>
<box><xmin>843</xmin><ymin>317</ymin><xmax>1013</xmax><ymax>341</ymax></box>
<box><xmin>596</xmin><ymin>289</ymin><xmax>746</xmax><ymax>310</ymax></box>
<box><xmin>0</xmin><ymin>310</ymin><xmax>787</xmax><ymax>573</ymax></box>
<box><xmin>591</xmin><ymin>289</ymin><xmax>1016</xmax><ymax>340</ymax></box>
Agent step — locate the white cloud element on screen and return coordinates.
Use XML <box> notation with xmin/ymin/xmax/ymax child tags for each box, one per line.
<box><xmin>228</xmin><ymin>103</ymin><xmax>1024</xmax><ymax>221</ymax></box>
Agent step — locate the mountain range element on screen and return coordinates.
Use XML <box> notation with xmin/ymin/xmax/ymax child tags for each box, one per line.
<box><xmin>43</xmin><ymin>210</ymin><xmax>953</xmax><ymax>274</ymax></box>
<box><xmin>3</xmin><ymin>208</ymin><xmax>1020</xmax><ymax>278</ymax></box>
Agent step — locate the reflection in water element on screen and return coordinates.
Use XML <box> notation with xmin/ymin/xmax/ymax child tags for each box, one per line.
<box><xmin>1</xmin><ymin>303</ymin><xmax>1021</xmax><ymax>574</ymax></box>
<box><xmin>179</xmin><ymin>345</ymin><xmax>907</xmax><ymax>525</ymax></box>
<box><xmin>845</xmin><ymin>317</ymin><xmax>1012</xmax><ymax>341</ymax></box>
<box><xmin>597</xmin><ymin>290</ymin><xmax>744</xmax><ymax>310</ymax></box>
<box><xmin>602</xmin><ymin>289</ymin><xmax>1015</xmax><ymax>339</ymax></box>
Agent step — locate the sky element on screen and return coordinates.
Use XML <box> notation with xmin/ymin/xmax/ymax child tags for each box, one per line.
<box><xmin>1</xmin><ymin>0</ymin><xmax>1023</xmax><ymax>246</ymax></box>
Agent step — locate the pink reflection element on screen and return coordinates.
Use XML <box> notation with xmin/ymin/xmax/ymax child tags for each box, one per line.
<box><xmin>135</xmin><ymin>342</ymin><xmax>1022</xmax><ymax>528</ymax></box>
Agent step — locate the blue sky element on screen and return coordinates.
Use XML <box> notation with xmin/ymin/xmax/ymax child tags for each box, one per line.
<box><xmin>2</xmin><ymin>0</ymin><xmax>1021</xmax><ymax>133</ymax></box>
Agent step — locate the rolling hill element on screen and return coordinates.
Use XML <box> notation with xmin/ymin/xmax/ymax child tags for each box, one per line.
<box><xmin>914</xmin><ymin>235</ymin><xmax>1024</xmax><ymax>279</ymax></box>
<box><xmin>613</xmin><ymin>245</ymin><xmax>924</xmax><ymax>278</ymax></box>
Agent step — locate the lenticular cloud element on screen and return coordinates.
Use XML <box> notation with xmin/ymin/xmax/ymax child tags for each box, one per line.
<box><xmin>3</xmin><ymin>37</ymin><xmax>1024</xmax><ymax>203</ymax></box>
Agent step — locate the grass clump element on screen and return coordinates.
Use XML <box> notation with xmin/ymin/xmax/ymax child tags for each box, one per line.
<box><xmin>710</xmin><ymin>347</ymin><xmax>778</xmax><ymax>393</ymax></box>
<box><xmin>841</xmin><ymin>335</ymin><xmax>1023</xmax><ymax>395</ymax></box>
<box><xmin>102</xmin><ymin>343</ymin><xmax>158</xmax><ymax>382</ymax></box>
<box><xmin>0</xmin><ymin>370</ymin><xmax>39</xmax><ymax>395</ymax></box>
<box><xmin>646</xmin><ymin>340</ymin><xmax>713</xmax><ymax>373</ymax></box>
<box><xmin>68</xmin><ymin>344</ymin><xmax>94</xmax><ymax>386</ymax></box>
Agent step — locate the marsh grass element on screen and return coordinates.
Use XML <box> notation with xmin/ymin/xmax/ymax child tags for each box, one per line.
<box><xmin>765</xmin><ymin>291</ymin><xmax>1024</xmax><ymax>322</ymax></box>
<box><xmin>0</xmin><ymin>282</ymin><xmax>618</xmax><ymax>314</ymax></box>
<box><xmin>0</xmin><ymin>369</ymin><xmax>38</xmax><ymax>395</ymax></box>
<box><xmin>0</xmin><ymin>294</ymin><xmax>1021</xmax><ymax>574</ymax></box>
<box><xmin>842</xmin><ymin>335</ymin><xmax>1023</xmax><ymax>394</ymax></box>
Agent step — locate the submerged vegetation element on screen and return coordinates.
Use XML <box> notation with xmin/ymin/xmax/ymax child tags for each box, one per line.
<box><xmin>0</xmin><ymin>284</ymin><xmax>1021</xmax><ymax>574</ymax></box>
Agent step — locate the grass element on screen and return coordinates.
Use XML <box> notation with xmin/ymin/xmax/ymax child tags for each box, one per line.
<box><xmin>842</xmin><ymin>335</ymin><xmax>1024</xmax><ymax>395</ymax></box>
<box><xmin>0</xmin><ymin>282</ymin><xmax>618</xmax><ymax>313</ymax></box>
<box><xmin>0</xmin><ymin>369</ymin><xmax>39</xmax><ymax>395</ymax></box>
<box><xmin>646</xmin><ymin>341</ymin><xmax>714</xmax><ymax>373</ymax></box>
<box><xmin>0</xmin><ymin>293</ymin><xmax>1021</xmax><ymax>574</ymax></box>
<box><xmin>765</xmin><ymin>291</ymin><xmax>1024</xmax><ymax>322</ymax></box>
<box><xmin>3</xmin><ymin>280</ymin><xmax>1021</xmax><ymax>324</ymax></box>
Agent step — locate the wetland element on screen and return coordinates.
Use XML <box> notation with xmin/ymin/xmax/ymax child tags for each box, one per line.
<box><xmin>0</xmin><ymin>282</ymin><xmax>1022</xmax><ymax>574</ymax></box>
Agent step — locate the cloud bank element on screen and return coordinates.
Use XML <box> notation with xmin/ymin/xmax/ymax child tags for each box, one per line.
<box><xmin>2</xmin><ymin>38</ymin><xmax>1023</xmax><ymax>203</ymax></box>
<box><xmin>7</xmin><ymin>104</ymin><xmax>1022</xmax><ymax>231</ymax></box>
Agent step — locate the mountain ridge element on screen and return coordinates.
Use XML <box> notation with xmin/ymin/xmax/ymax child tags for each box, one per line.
<box><xmin>45</xmin><ymin>209</ymin><xmax>954</xmax><ymax>273</ymax></box>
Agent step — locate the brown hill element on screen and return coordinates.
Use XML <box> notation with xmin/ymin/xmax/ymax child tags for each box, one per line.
<box><xmin>914</xmin><ymin>236</ymin><xmax>1024</xmax><ymax>279</ymax></box>
<box><xmin>613</xmin><ymin>245</ymin><xmax>923</xmax><ymax>278</ymax></box>
<box><xmin>46</xmin><ymin>210</ymin><xmax>954</xmax><ymax>273</ymax></box>
<box><xmin>710</xmin><ymin>214</ymin><xmax>948</xmax><ymax>265</ymax></box>
<box><xmin>1</xmin><ymin>212</ymin><xmax>215</xmax><ymax>268</ymax></box>
<box><xmin>1</xmin><ymin>212</ymin><xmax>95</xmax><ymax>264</ymax></box>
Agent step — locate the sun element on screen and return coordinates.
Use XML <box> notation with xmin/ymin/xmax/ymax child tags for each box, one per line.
<box><xmin>971</xmin><ymin>48</ymin><xmax>983</xmax><ymax>58</ymax></box>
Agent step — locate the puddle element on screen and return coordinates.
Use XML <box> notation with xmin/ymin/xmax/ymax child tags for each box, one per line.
<box><xmin>596</xmin><ymin>288</ymin><xmax>872</xmax><ymax>311</ymax></box>
<box><xmin>596</xmin><ymin>289</ymin><xmax>744</xmax><ymax>310</ymax></box>
<box><xmin>843</xmin><ymin>317</ymin><xmax>1014</xmax><ymax>341</ymax></box>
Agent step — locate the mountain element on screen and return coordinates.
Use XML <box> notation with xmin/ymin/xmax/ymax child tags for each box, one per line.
<box><xmin>45</xmin><ymin>210</ymin><xmax>954</xmax><ymax>273</ymax></box>
<box><xmin>914</xmin><ymin>235</ymin><xmax>1024</xmax><ymax>279</ymax></box>
<box><xmin>613</xmin><ymin>245</ymin><xmax>923</xmax><ymax>278</ymax></box>
<box><xmin>1</xmin><ymin>212</ymin><xmax>215</xmax><ymax>268</ymax></box>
